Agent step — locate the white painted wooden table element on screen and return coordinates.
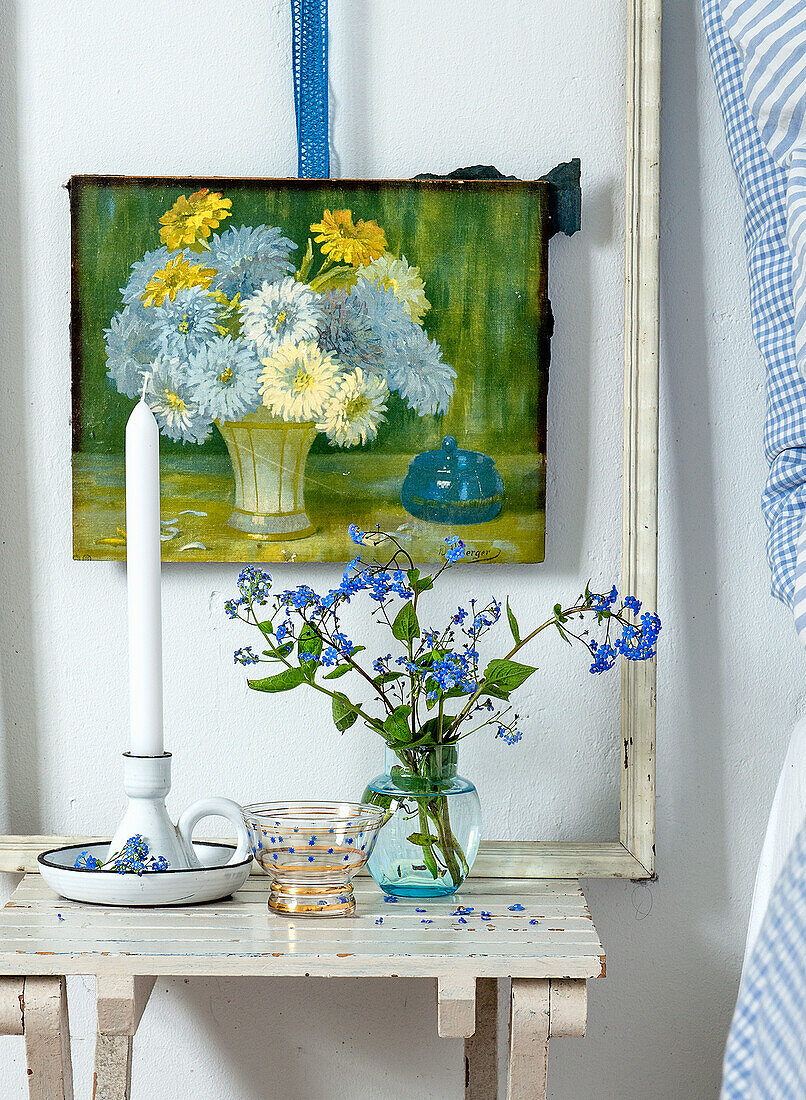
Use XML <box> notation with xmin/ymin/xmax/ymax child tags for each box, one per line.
<box><xmin>0</xmin><ymin>874</ymin><xmax>604</xmax><ymax>1099</ymax></box>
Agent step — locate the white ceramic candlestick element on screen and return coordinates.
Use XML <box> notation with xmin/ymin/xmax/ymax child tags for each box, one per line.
<box><xmin>41</xmin><ymin>389</ymin><xmax>253</xmax><ymax>904</ymax></box>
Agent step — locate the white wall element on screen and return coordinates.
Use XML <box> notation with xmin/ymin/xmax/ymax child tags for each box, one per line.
<box><xmin>0</xmin><ymin>1</ymin><xmax>801</xmax><ymax>1096</ymax></box>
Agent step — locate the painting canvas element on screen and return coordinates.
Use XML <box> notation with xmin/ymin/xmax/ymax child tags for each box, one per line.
<box><xmin>71</xmin><ymin>175</ymin><xmax>558</xmax><ymax>563</ymax></box>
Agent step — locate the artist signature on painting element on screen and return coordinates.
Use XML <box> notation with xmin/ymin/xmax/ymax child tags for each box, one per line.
<box><xmin>459</xmin><ymin>547</ymin><xmax>502</xmax><ymax>563</ymax></box>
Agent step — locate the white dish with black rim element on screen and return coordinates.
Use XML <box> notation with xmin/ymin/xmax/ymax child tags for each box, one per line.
<box><xmin>37</xmin><ymin>842</ymin><xmax>253</xmax><ymax>907</ymax></box>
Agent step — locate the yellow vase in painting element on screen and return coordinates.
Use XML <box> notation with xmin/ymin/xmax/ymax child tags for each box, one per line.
<box><xmin>216</xmin><ymin>406</ymin><xmax>317</xmax><ymax>540</ymax></box>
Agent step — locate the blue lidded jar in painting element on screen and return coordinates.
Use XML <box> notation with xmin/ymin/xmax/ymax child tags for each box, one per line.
<box><xmin>401</xmin><ymin>436</ymin><xmax>504</xmax><ymax>525</ymax></box>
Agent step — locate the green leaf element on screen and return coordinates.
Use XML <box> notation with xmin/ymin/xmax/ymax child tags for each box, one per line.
<box><xmin>331</xmin><ymin>692</ymin><xmax>359</xmax><ymax>732</ymax></box>
<box><xmin>553</xmin><ymin>602</ymin><xmax>568</xmax><ymax>624</ymax></box>
<box><xmin>553</xmin><ymin>620</ymin><xmax>572</xmax><ymax>645</ymax></box>
<box><xmin>482</xmin><ymin>658</ymin><xmax>537</xmax><ymax>691</ymax></box>
<box><xmin>391</xmin><ymin>601</ymin><xmax>420</xmax><ymax>644</ymax></box>
<box><xmin>308</xmin><ymin>264</ymin><xmax>357</xmax><ymax>292</ymax></box>
<box><xmin>418</xmin><ymin>648</ymin><xmax>446</xmax><ymax>667</ymax></box>
<box><xmin>298</xmin><ymin>623</ymin><xmax>322</xmax><ymax>662</ymax></box>
<box><xmin>383</xmin><ymin>705</ymin><xmax>413</xmax><ymax>743</ymax></box>
<box><xmin>479</xmin><ymin>683</ymin><xmax>511</xmax><ymax>701</ymax></box>
<box><xmin>506</xmin><ymin>597</ymin><xmax>521</xmax><ymax>645</ymax></box>
<box><xmin>296</xmin><ymin>237</ymin><xmax>314</xmax><ymax>282</ymax></box>
<box><xmin>257</xmin><ymin>620</ymin><xmax>274</xmax><ymax>637</ymax></box>
<box><xmin>297</xmin><ymin>623</ymin><xmax>322</xmax><ymax>679</ymax></box>
<box><xmin>262</xmin><ymin>640</ymin><xmax>294</xmax><ymax>659</ymax></box>
<box><xmin>406</xmin><ymin>568</ymin><xmax>433</xmax><ymax>595</ymax></box>
<box><xmin>373</xmin><ymin>672</ymin><xmax>405</xmax><ymax>687</ymax></box>
<box><xmin>323</xmin><ymin>663</ymin><xmax>353</xmax><ymax>680</ymax></box>
<box><xmin>248</xmin><ymin>667</ymin><xmax>306</xmax><ymax>693</ymax></box>
<box><xmin>407</xmin><ymin>831</ymin><xmax>439</xmax><ymax>847</ymax></box>
<box><xmin>423</xmin><ymin>847</ymin><xmax>440</xmax><ymax>879</ymax></box>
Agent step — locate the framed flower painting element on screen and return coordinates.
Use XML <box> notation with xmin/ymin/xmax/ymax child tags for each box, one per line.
<box><xmin>70</xmin><ymin>171</ymin><xmax>577</xmax><ymax>563</ymax></box>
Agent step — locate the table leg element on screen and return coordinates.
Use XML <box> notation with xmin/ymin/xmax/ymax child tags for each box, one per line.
<box><xmin>437</xmin><ymin>975</ymin><xmax>476</xmax><ymax>1039</ymax></box>
<box><xmin>465</xmin><ymin>977</ymin><xmax>498</xmax><ymax>1099</ymax></box>
<box><xmin>93</xmin><ymin>976</ymin><xmax>155</xmax><ymax>1100</ymax></box>
<box><xmin>505</xmin><ymin>978</ymin><xmax>588</xmax><ymax>1100</ymax></box>
<box><xmin>0</xmin><ymin>976</ymin><xmax>24</xmax><ymax>1036</ymax></box>
<box><xmin>23</xmin><ymin>976</ymin><xmax>74</xmax><ymax>1100</ymax></box>
<box><xmin>507</xmin><ymin>978</ymin><xmax>549</xmax><ymax>1100</ymax></box>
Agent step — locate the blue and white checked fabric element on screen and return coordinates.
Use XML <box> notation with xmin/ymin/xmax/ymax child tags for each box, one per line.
<box><xmin>704</xmin><ymin>0</ymin><xmax>806</xmax><ymax>638</ymax></box>
<box><xmin>722</xmin><ymin>814</ymin><xmax>806</xmax><ymax>1098</ymax></box>
<box><xmin>721</xmin><ymin>0</ymin><xmax>806</xmax><ymax>384</ymax></box>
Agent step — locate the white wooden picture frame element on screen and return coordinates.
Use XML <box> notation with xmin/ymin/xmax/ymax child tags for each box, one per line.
<box><xmin>0</xmin><ymin>0</ymin><xmax>661</xmax><ymax>882</ymax></box>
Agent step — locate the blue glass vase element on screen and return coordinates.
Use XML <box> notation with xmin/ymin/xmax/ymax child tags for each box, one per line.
<box><xmin>362</xmin><ymin>745</ymin><xmax>482</xmax><ymax>897</ymax></box>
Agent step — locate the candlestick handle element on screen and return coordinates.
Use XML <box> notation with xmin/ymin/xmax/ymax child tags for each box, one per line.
<box><xmin>176</xmin><ymin>798</ymin><xmax>252</xmax><ymax>868</ymax></box>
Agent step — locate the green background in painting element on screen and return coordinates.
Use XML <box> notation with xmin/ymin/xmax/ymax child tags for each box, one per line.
<box><xmin>70</xmin><ymin>177</ymin><xmax>551</xmax><ymax>458</ymax></box>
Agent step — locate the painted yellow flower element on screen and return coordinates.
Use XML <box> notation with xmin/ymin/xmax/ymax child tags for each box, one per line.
<box><xmin>158</xmin><ymin>188</ymin><xmax>232</xmax><ymax>251</ymax></box>
<box><xmin>310</xmin><ymin>209</ymin><xmax>387</xmax><ymax>267</ymax></box>
<box><xmin>140</xmin><ymin>254</ymin><xmax>216</xmax><ymax>308</ymax></box>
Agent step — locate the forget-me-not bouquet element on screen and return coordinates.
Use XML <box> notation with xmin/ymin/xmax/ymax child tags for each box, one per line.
<box><xmin>226</xmin><ymin>526</ymin><xmax>661</xmax><ymax>890</ymax></box>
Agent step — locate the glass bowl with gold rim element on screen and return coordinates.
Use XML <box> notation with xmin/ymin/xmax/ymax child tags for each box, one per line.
<box><xmin>241</xmin><ymin>801</ymin><xmax>388</xmax><ymax>917</ymax></box>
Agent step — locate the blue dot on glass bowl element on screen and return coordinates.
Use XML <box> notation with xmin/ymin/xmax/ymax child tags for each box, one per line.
<box><xmin>308</xmin><ymin>856</ymin><xmax>314</xmax><ymax>862</ymax></box>
<box><xmin>272</xmin><ymin>853</ymin><xmax>278</xmax><ymax>861</ymax></box>
<box><xmin>344</xmin><ymin>855</ymin><xmax>349</xmax><ymax>861</ymax></box>
<box><xmin>328</xmin><ymin>848</ymin><xmax>334</xmax><ymax>854</ymax></box>
<box><xmin>309</xmin><ymin>837</ymin><xmax>316</xmax><ymax>846</ymax></box>
<box><xmin>288</xmin><ymin>847</ymin><xmax>295</xmax><ymax>854</ymax></box>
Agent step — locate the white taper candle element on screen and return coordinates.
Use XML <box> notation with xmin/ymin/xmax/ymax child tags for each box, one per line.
<box><xmin>125</xmin><ymin>388</ymin><xmax>164</xmax><ymax>756</ymax></box>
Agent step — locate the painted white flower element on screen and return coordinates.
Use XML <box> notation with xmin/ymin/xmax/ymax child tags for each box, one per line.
<box><xmin>259</xmin><ymin>341</ymin><xmax>343</xmax><ymax>422</ymax></box>
<box><xmin>104</xmin><ymin>305</ymin><xmax>160</xmax><ymax>398</ymax></box>
<box><xmin>357</xmin><ymin>254</ymin><xmax>431</xmax><ymax>324</ymax></box>
<box><xmin>186</xmin><ymin>336</ymin><xmax>262</xmax><ymax>423</ymax></box>
<box><xmin>146</xmin><ymin>354</ymin><xmax>212</xmax><ymax>444</ymax></box>
<box><xmin>318</xmin><ymin>368</ymin><xmax>389</xmax><ymax>448</ymax></box>
<box><xmin>385</xmin><ymin>323</ymin><xmax>456</xmax><ymax>416</ymax></box>
<box><xmin>241</xmin><ymin>276</ymin><xmax>323</xmax><ymax>357</ymax></box>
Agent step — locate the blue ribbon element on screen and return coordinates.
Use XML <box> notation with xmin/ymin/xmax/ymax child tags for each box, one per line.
<box><xmin>290</xmin><ymin>0</ymin><xmax>330</xmax><ymax>179</ymax></box>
